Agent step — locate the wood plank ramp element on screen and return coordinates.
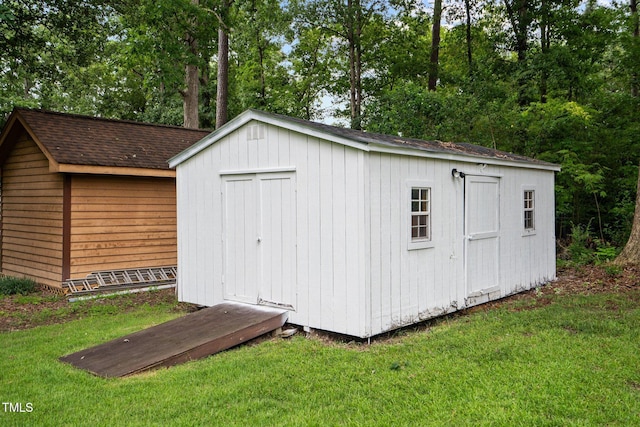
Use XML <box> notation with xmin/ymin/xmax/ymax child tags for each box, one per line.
<box><xmin>59</xmin><ymin>302</ymin><xmax>288</xmax><ymax>378</ymax></box>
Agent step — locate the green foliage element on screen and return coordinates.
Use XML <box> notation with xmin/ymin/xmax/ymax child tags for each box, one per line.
<box><xmin>567</xmin><ymin>222</ymin><xmax>596</xmax><ymax>265</ymax></box>
<box><xmin>0</xmin><ymin>276</ymin><xmax>37</xmax><ymax>296</ymax></box>
<box><xmin>594</xmin><ymin>244</ymin><xmax>619</xmax><ymax>264</ymax></box>
<box><xmin>0</xmin><ymin>0</ymin><xmax>638</xmax><ymax>245</ymax></box>
<box><xmin>565</xmin><ymin>222</ymin><xmax>620</xmax><ymax>265</ymax></box>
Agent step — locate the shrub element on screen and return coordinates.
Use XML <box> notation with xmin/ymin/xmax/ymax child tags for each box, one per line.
<box><xmin>0</xmin><ymin>276</ymin><xmax>38</xmax><ymax>295</ymax></box>
<box><xmin>594</xmin><ymin>244</ymin><xmax>619</xmax><ymax>265</ymax></box>
<box><xmin>568</xmin><ymin>222</ymin><xmax>595</xmax><ymax>265</ymax></box>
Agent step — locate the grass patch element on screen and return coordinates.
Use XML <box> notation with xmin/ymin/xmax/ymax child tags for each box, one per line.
<box><xmin>1</xmin><ymin>289</ymin><xmax>638</xmax><ymax>426</ymax></box>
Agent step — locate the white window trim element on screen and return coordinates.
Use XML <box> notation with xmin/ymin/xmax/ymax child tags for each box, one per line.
<box><xmin>522</xmin><ymin>186</ymin><xmax>536</xmax><ymax>236</ymax></box>
<box><xmin>407</xmin><ymin>180</ymin><xmax>435</xmax><ymax>250</ymax></box>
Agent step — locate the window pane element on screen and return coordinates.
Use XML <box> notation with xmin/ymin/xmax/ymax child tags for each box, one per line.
<box><xmin>410</xmin><ymin>187</ymin><xmax>431</xmax><ymax>242</ymax></box>
<box><xmin>523</xmin><ymin>190</ymin><xmax>535</xmax><ymax>230</ymax></box>
<box><xmin>524</xmin><ymin>211</ymin><xmax>534</xmax><ymax>229</ymax></box>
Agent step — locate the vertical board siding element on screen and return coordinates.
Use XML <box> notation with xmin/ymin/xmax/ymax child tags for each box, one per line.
<box><xmin>176</xmin><ymin>122</ymin><xmax>368</xmax><ymax>337</ymax></box>
<box><xmin>69</xmin><ymin>175</ymin><xmax>177</xmax><ymax>278</ymax></box>
<box><xmin>497</xmin><ymin>167</ymin><xmax>556</xmax><ymax>292</ymax></box>
<box><xmin>176</xmin><ymin>119</ymin><xmax>556</xmax><ymax>338</ymax></box>
<box><xmin>368</xmin><ymin>153</ymin><xmax>467</xmax><ymax>335</ymax></box>
<box><xmin>304</xmin><ymin>137</ymin><xmax>322</xmax><ymax>328</ymax></box>
<box><xmin>1</xmin><ymin>135</ymin><xmax>64</xmax><ymax>286</ymax></box>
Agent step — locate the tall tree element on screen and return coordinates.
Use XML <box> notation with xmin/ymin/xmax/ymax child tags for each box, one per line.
<box><xmin>119</xmin><ymin>0</ymin><xmax>217</xmax><ymax>127</ymax></box>
<box><xmin>631</xmin><ymin>0</ymin><xmax>639</xmax><ymax>97</ymax></box>
<box><xmin>0</xmin><ymin>0</ymin><xmax>116</xmax><ymax>117</ymax></box>
<box><xmin>616</xmin><ymin>0</ymin><xmax>640</xmax><ymax>264</ymax></box>
<box><xmin>290</xmin><ymin>0</ymin><xmax>385</xmax><ymax>129</ymax></box>
<box><xmin>616</xmin><ymin>166</ymin><xmax>640</xmax><ymax>265</ymax></box>
<box><xmin>216</xmin><ymin>0</ymin><xmax>233</xmax><ymax>128</ymax></box>
<box><xmin>503</xmin><ymin>0</ymin><xmax>535</xmax><ymax>105</ymax></box>
<box><xmin>428</xmin><ymin>0</ymin><xmax>443</xmax><ymax>91</ymax></box>
<box><xmin>464</xmin><ymin>0</ymin><xmax>474</xmax><ymax>76</ymax></box>
<box><xmin>230</xmin><ymin>0</ymin><xmax>291</xmax><ymax>115</ymax></box>
<box><xmin>286</xmin><ymin>26</ymin><xmax>335</xmax><ymax>120</ymax></box>
<box><xmin>184</xmin><ymin>0</ymin><xmax>201</xmax><ymax>128</ymax></box>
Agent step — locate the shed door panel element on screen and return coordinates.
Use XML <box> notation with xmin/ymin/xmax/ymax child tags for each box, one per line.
<box><xmin>259</xmin><ymin>174</ymin><xmax>296</xmax><ymax>309</ymax></box>
<box><xmin>465</xmin><ymin>176</ymin><xmax>500</xmax><ymax>296</ymax></box>
<box><xmin>223</xmin><ymin>177</ymin><xmax>258</xmax><ymax>303</ymax></box>
<box><xmin>223</xmin><ymin>173</ymin><xmax>296</xmax><ymax>309</ymax></box>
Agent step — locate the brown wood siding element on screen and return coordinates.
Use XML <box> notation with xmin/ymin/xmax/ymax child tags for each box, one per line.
<box><xmin>1</xmin><ymin>135</ymin><xmax>64</xmax><ymax>286</ymax></box>
<box><xmin>69</xmin><ymin>175</ymin><xmax>177</xmax><ymax>278</ymax></box>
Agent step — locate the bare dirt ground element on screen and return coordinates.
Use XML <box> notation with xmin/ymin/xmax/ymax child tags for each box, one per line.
<box><xmin>1</xmin><ymin>265</ymin><xmax>638</xmax><ymax>333</ymax></box>
<box><xmin>0</xmin><ymin>287</ymin><xmax>196</xmax><ymax>332</ymax></box>
<box><xmin>469</xmin><ymin>264</ymin><xmax>640</xmax><ymax>314</ymax></box>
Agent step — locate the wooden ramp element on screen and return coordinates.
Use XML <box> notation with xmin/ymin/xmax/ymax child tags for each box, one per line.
<box><xmin>59</xmin><ymin>302</ymin><xmax>288</xmax><ymax>378</ymax></box>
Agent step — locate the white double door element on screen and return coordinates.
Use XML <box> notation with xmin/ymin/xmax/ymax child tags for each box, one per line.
<box><xmin>464</xmin><ymin>175</ymin><xmax>500</xmax><ymax>296</ymax></box>
<box><xmin>222</xmin><ymin>172</ymin><xmax>296</xmax><ymax>309</ymax></box>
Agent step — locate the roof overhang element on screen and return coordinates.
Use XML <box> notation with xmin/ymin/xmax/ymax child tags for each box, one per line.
<box><xmin>168</xmin><ymin>109</ymin><xmax>561</xmax><ymax>172</ymax></box>
<box><xmin>54</xmin><ymin>163</ymin><xmax>176</xmax><ymax>178</ymax></box>
<box><xmin>169</xmin><ymin>110</ymin><xmax>368</xmax><ymax>168</ymax></box>
<box><xmin>0</xmin><ymin>110</ymin><xmax>175</xmax><ymax>178</ymax></box>
<box><xmin>367</xmin><ymin>142</ymin><xmax>562</xmax><ymax>172</ymax></box>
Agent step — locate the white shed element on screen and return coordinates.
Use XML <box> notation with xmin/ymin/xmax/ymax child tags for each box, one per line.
<box><xmin>169</xmin><ymin>109</ymin><xmax>560</xmax><ymax>338</ymax></box>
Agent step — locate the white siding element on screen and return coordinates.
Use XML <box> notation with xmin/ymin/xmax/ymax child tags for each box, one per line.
<box><xmin>175</xmin><ymin>121</ymin><xmax>368</xmax><ymax>337</ymax></box>
<box><xmin>366</xmin><ymin>159</ymin><xmax>556</xmax><ymax>336</ymax></box>
<box><xmin>368</xmin><ymin>153</ymin><xmax>466</xmax><ymax>336</ymax></box>
<box><xmin>498</xmin><ymin>166</ymin><xmax>557</xmax><ymax>293</ymax></box>
<box><xmin>175</xmin><ymin>119</ymin><xmax>557</xmax><ymax>338</ymax></box>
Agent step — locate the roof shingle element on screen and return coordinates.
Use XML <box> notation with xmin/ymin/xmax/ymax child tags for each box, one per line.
<box><xmin>2</xmin><ymin>108</ymin><xmax>211</xmax><ymax>170</ymax></box>
<box><xmin>251</xmin><ymin>109</ymin><xmax>557</xmax><ymax>168</ymax></box>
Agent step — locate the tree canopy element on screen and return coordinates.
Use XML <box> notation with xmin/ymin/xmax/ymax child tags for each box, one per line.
<box><xmin>1</xmin><ymin>0</ymin><xmax>639</xmax><ymax>248</ymax></box>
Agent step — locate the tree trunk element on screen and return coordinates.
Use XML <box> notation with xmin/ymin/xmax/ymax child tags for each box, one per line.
<box><xmin>504</xmin><ymin>0</ymin><xmax>532</xmax><ymax>105</ymax></box>
<box><xmin>200</xmin><ymin>62</ymin><xmax>213</xmax><ymax>129</ymax></box>
<box><xmin>184</xmin><ymin>62</ymin><xmax>200</xmax><ymax>128</ymax></box>
<box><xmin>428</xmin><ymin>0</ymin><xmax>442</xmax><ymax>91</ymax></box>
<box><xmin>616</xmin><ymin>0</ymin><xmax>640</xmax><ymax>265</ymax></box>
<box><xmin>539</xmin><ymin>0</ymin><xmax>549</xmax><ymax>103</ymax></box>
<box><xmin>616</xmin><ymin>163</ymin><xmax>640</xmax><ymax>265</ymax></box>
<box><xmin>632</xmin><ymin>0</ymin><xmax>639</xmax><ymax>98</ymax></box>
<box><xmin>183</xmin><ymin>0</ymin><xmax>200</xmax><ymax>129</ymax></box>
<box><xmin>216</xmin><ymin>26</ymin><xmax>229</xmax><ymax>129</ymax></box>
<box><xmin>465</xmin><ymin>0</ymin><xmax>473</xmax><ymax>78</ymax></box>
<box><xmin>346</xmin><ymin>0</ymin><xmax>363</xmax><ymax>130</ymax></box>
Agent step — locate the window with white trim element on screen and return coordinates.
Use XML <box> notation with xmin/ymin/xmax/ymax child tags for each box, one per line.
<box><xmin>411</xmin><ymin>187</ymin><xmax>431</xmax><ymax>241</ymax></box>
<box><xmin>523</xmin><ymin>190</ymin><xmax>535</xmax><ymax>231</ymax></box>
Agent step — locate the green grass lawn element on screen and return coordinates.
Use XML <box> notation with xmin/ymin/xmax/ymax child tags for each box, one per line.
<box><xmin>1</xmin><ymin>289</ymin><xmax>639</xmax><ymax>426</ymax></box>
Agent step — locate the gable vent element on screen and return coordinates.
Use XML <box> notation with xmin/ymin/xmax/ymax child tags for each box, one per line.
<box><xmin>247</xmin><ymin>124</ymin><xmax>265</xmax><ymax>141</ymax></box>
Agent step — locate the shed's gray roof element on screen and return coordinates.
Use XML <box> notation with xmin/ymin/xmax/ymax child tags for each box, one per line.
<box><xmin>169</xmin><ymin>109</ymin><xmax>561</xmax><ymax>171</ymax></box>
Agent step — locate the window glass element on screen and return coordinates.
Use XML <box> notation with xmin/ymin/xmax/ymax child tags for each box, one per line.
<box><xmin>524</xmin><ymin>190</ymin><xmax>535</xmax><ymax>230</ymax></box>
<box><xmin>411</xmin><ymin>187</ymin><xmax>430</xmax><ymax>241</ymax></box>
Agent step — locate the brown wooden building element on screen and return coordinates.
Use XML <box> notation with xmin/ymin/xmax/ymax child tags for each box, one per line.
<box><xmin>0</xmin><ymin>108</ymin><xmax>210</xmax><ymax>288</ymax></box>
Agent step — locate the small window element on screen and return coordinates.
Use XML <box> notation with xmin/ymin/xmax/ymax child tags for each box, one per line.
<box><xmin>411</xmin><ymin>187</ymin><xmax>431</xmax><ymax>241</ymax></box>
<box><xmin>523</xmin><ymin>190</ymin><xmax>535</xmax><ymax>230</ymax></box>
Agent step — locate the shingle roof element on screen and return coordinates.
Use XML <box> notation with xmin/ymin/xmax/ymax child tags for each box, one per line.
<box><xmin>170</xmin><ymin>109</ymin><xmax>561</xmax><ymax>171</ymax></box>
<box><xmin>1</xmin><ymin>108</ymin><xmax>211</xmax><ymax>170</ymax></box>
<box><xmin>252</xmin><ymin>110</ymin><xmax>558</xmax><ymax>168</ymax></box>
